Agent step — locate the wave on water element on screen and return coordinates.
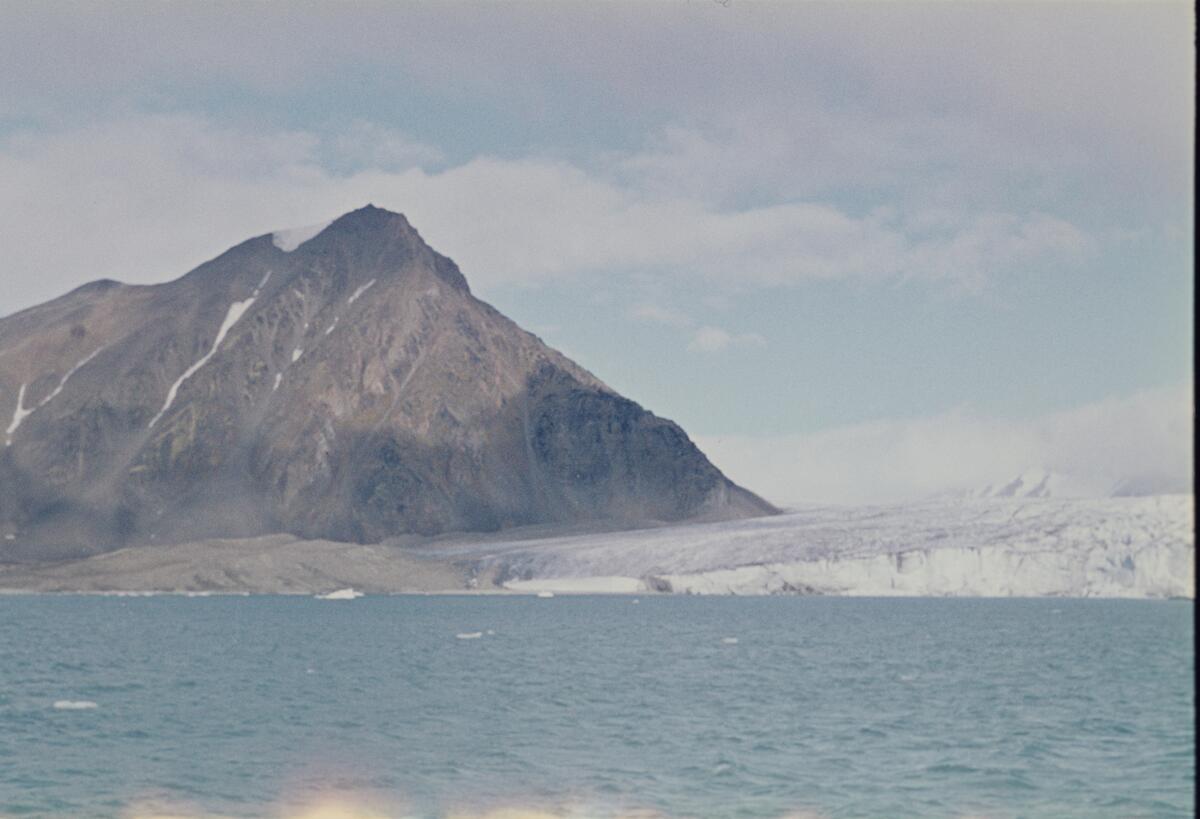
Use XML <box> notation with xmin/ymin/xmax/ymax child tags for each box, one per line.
<box><xmin>52</xmin><ymin>699</ymin><xmax>98</xmax><ymax>710</ymax></box>
<box><xmin>118</xmin><ymin>796</ymin><xmax>835</xmax><ymax>818</ymax></box>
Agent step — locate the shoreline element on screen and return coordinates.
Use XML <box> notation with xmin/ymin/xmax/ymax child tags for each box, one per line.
<box><xmin>2</xmin><ymin>495</ymin><xmax>1191</xmax><ymax>599</ymax></box>
<box><xmin>0</xmin><ymin>587</ymin><xmax>1192</xmax><ymax>601</ymax></box>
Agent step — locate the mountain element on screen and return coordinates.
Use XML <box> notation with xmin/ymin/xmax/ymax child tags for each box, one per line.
<box><xmin>0</xmin><ymin>205</ymin><xmax>775</xmax><ymax>561</ymax></box>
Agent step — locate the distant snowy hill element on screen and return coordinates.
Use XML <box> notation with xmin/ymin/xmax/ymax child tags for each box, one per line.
<box><xmin>437</xmin><ymin>494</ymin><xmax>1195</xmax><ymax>599</ymax></box>
<box><xmin>962</xmin><ymin>467</ymin><xmax>1090</xmax><ymax>499</ymax></box>
<box><xmin>951</xmin><ymin>466</ymin><xmax>1187</xmax><ymax>501</ymax></box>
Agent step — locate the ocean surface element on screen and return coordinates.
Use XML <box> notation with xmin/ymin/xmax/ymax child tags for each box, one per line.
<box><xmin>0</xmin><ymin>596</ymin><xmax>1192</xmax><ymax>818</ymax></box>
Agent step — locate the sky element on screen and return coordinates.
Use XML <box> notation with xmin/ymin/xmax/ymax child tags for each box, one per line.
<box><xmin>0</xmin><ymin>2</ymin><xmax>1193</xmax><ymax>506</ymax></box>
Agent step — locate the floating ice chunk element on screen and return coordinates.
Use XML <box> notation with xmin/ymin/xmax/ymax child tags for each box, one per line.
<box><xmin>149</xmin><ymin>296</ymin><xmax>256</xmax><ymax>428</ymax></box>
<box><xmin>4</xmin><ymin>384</ymin><xmax>31</xmax><ymax>446</ymax></box>
<box><xmin>347</xmin><ymin>279</ymin><xmax>376</xmax><ymax>304</ymax></box>
<box><xmin>53</xmin><ymin>700</ymin><xmax>98</xmax><ymax>710</ymax></box>
<box><xmin>272</xmin><ymin>220</ymin><xmax>333</xmax><ymax>252</ymax></box>
<box><xmin>536</xmin><ymin>591</ymin><xmax>555</xmax><ymax>598</ymax></box>
<box><xmin>292</xmin><ymin>347</ymin><xmax>303</xmax><ymax>363</ymax></box>
<box><xmin>316</xmin><ymin>588</ymin><xmax>362</xmax><ymax>600</ymax></box>
<box><xmin>456</xmin><ymin>631</ymin><xmax>483</xmax><ymax>640</ymax></box>
<box><xmin>721</xmin><ymin>637</ymin><xmax>739</xmax><ymax>645</ymax></box>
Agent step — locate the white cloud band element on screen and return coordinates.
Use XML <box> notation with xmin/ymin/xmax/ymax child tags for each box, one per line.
<box><xmin>695</xmin><ymin>382</ymin><xmax>1193</xmax><ymax>507</ymax></box>
<box><xmin>1</xmin><ymin>114</ymin><xmax>1093</xmax><ymax>315</ymax></box>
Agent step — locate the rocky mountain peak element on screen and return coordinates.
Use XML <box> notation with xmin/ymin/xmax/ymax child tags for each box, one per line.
<box><xmin>270</xmin><ymin>205</ymin><xmax>469</xmax><ymax>294</ymax></box>
<box><xmin>307</xmin><ymin>204</ymin><xmax>417</xmax><ymax>251</ymax></box>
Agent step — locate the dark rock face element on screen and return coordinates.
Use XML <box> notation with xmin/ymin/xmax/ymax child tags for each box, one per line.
<box><xmin>0</xmin><ymin>206</ymin><xmax>776</xmax><ymax>561</ymax></box>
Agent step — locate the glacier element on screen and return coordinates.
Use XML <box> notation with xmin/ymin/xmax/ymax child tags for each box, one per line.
<box><xmin>441</xmin><ymin>495</ymin><xmax>1194</xmax><ymax>598</ymax></box>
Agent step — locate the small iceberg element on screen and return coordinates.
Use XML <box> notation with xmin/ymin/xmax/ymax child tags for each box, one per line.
<box><xmin>315</xmin><ymin>588</ymin><xmax>363</xmax><ymax>600</ymax></box>
<box><xmin>53</xmin><ymin>700</ymin><xmax>98</xmax><ymax>710</ymax></box>
<box><xmin>536</xmin><ymin>591</ymin><xmax>555</xmax><ymax>598</ymax></box>
<box><xmin>456</xmin><ymin>631</ymin><xmax>484</xmax><ymax>640</ymax></box>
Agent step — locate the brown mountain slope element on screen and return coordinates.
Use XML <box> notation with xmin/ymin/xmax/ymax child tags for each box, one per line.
<box><xmin>0</xmin><ymin>205</ymin><xmax>776</xmax><ymax>561</ymax></box>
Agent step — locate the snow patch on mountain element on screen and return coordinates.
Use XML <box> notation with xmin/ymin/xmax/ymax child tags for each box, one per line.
<box><xmin>149</xmin><ymin>296</ymin><xmax>256</xmax><ymax>429</ymax></box>
<box><xmin>272</xmin><ymin>221</ymin><xmax>332</xmax><ymax>252</ymax></box>
<box><xmin>37</xmin><ymin>347</ymin><xmax>104</xmax><ymax>411</ymax></box>
<box><xmin>458</xmin><ymin>495</ymin><xmax>1194</xmax><ymax>599</ymax></box>
<box><xmin>4</xmin><ymin>384</ymin><xmax>31</xmax><ymax>446</ymax></box>
<box><xmin>347</xmin><ymin>279</ymin><xmax>376</xmax><ymax>304</ymax></box>
<box><xmin>7</xmin><ymin>346</ymin><xmax>107</xmax><ymax>446</ymax></box>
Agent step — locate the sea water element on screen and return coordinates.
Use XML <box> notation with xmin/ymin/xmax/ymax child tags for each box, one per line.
<box><xmin>0</xmin><ymin>596</ymin><xmax>1192</xmax><ymax>818</ymax></box>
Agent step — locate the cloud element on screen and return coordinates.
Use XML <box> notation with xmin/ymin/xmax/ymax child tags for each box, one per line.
<box><xmin>325</xmin><ymin>120</ymin><xmax>445</xmax><ymax>171</ymax></box>
<box><xmin>687</xmin><ymin>326</ymin><xmax>767</xmax><ymax>353</ymax></box>
<box><xmin>629</xmin><ymin>305</ymin><xmax>766</xmax><ymax>355</ymax></box>
<box><xmin>629</xmin><ymin>304</ymin><xmax>693</xmax><ymax>328</ymax></box>
<box><xmin>694</xmin><ymin>382</ymin><xmax>1193</xmax><ymax>507</ymax></box>
<box><xmin>0</xmin><ymin>4</ymin><xmax>1188</xmax><ymax>239</ymax></box>
<box><xmin>0</xmin><ymin>114</ymin><xmax>1095</xmax><ymax>316</ymax></box>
